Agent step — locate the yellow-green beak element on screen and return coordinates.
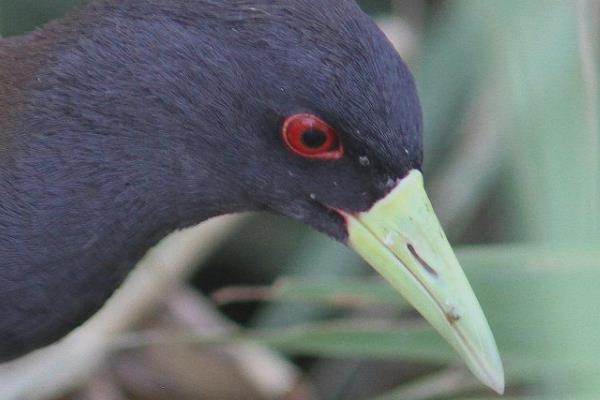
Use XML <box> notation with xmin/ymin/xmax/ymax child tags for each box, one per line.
<box><xmin>344</xmin><ymin>170</ymin><xmax>504</xmax><ymax>394</ymax></box>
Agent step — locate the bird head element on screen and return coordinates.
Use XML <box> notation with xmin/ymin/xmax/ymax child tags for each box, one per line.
<box><xmin>175</xmin><ymin>0</ymin><xmax>424</xmax><ymax>239</ymax></box>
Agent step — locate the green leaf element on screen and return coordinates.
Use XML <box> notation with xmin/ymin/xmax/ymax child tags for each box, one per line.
<box><xmin>250</xmin><ymin>320</ymin><xmax>453</xmax><ymax>362</ymax></box>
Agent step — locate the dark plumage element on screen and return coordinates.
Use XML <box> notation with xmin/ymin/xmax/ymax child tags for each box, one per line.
<box><xmin>0</xmin><ymin>0</ymin><xmax>422</xmax><ymax>362</ymax></box>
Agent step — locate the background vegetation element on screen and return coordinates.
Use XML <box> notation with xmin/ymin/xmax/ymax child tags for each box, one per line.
<box><xmin>1</xmin><ymin>1</ymin><xmax>598</xmax><ymax>399</ymax></box>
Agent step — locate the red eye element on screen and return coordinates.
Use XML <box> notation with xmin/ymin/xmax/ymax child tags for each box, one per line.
<box><xmin>281</xmin><ymin>113</ymin><xmax>343</xmax><ymax>159</ymax></box>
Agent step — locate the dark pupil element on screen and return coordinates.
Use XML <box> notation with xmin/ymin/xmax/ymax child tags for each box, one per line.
<box><xmin>301</xmin><ymin>129</ymin><xmax>327</xmax><ymax>149</ymax></box>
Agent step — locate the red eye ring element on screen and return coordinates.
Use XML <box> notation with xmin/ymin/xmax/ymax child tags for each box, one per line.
<box><xmin>281</xmin><ymin>113</ymin><xmax>344</xmax><ymax>160</ymax></box>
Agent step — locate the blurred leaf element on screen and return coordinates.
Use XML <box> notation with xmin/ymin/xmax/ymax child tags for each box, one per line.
<box><xmin>416</xmin><ymin>1</ymin><xmax>495</xmax><ymax>174</ymax></box>
<box><xmin>0</xmin><ymin>0</ymin><xmax>82</xmax><ymax>36</ymax></box>
<box><xmin>116</xmin><ymin>320</ymin><xmax>454</xmax><ymax>364</ymax></box>
<box><xmin>251</xmin><ymin>320</ymin><xmax>453</xmax><ymax>362</ymax></box>
<box><xmin>489</xmin><ymin>0</ymin><xmax>600</xmax><ymax>242</ymax></box>
<box><xmin>249</xmin><ymin>230</ymin><xmax>366</xmax><ymax>328</ymax></box>
<box><xmin>372</xmin><ymin>368</ymin><xmax>481</xmax><ymax>400</ymax></box>
<box><xmin>206</xmin><ymin>245</ymin><xmax>600</xmax><ymax>396</ymax></box>
<box><xmin>214</xmin><ymin>277</ymin><xmax>406</xmax><ymax>308</ymax></box>
<box><xmin>459</xmin><ymin>397</ymin><xmax>600</xmax><ymax>400</ymax></box>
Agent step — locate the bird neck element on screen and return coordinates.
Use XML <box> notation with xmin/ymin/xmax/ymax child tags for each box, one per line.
<box><xmin>0</xmin><ymin>27</ymin><xmax>250</xmax><ymax>358</ymax></box>
<box><xmin>1</xmin><ymin>30</ymin><xmax>249</xmax><ymax>228</ymax></box>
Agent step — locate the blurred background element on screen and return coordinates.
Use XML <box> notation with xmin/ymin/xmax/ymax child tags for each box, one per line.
<box><xmin>1</xmin><ymin>1</ymin><xmax>599</xmax><ymax>399</ymax></box>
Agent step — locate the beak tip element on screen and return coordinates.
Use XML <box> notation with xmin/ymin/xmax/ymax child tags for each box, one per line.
<box><xmin>478</xmin><ymin>361</ymin><xmax>505</xmax><ymax>395</ymax></box>
<box><xmin>490</xmin><ymin>377</ymin><xmax>505</xmax><ymax>396</ymax></box>
<box><xmin>470</xmin><ymin>332</ymin><xmax>505</xmax><ymax>395</ymax></box>
<box><xmin>490</xmin><ymin>378</ymin><xmax>506</xmax><ymax>396</ymax></box>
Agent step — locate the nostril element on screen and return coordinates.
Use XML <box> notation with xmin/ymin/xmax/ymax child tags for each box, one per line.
<box><xmin>445</xmin><ymin>307</ymin><xmax>461</xmax><ymax>324</ymax></box>
<box><xmin>407</xmin><ymin>243</ymin><xmax>438</xmax><ymax>277</ymax></box>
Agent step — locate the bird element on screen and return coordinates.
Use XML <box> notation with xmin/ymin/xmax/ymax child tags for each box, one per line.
<box><xmin>0</xmin><ymin>0</ymin><xmax>504</xmax><ymax>393</ymax></box>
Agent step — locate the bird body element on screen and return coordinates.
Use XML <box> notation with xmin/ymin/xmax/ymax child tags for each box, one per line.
<box><xmin>0</xmin><ymin>0</ymin><xmax>419</xmax><ymax>362</ymax></box>
<box><xmin>0</xmin><ymin>1</ymin><xmax>503</xmax><ymax>392</ymax></box>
